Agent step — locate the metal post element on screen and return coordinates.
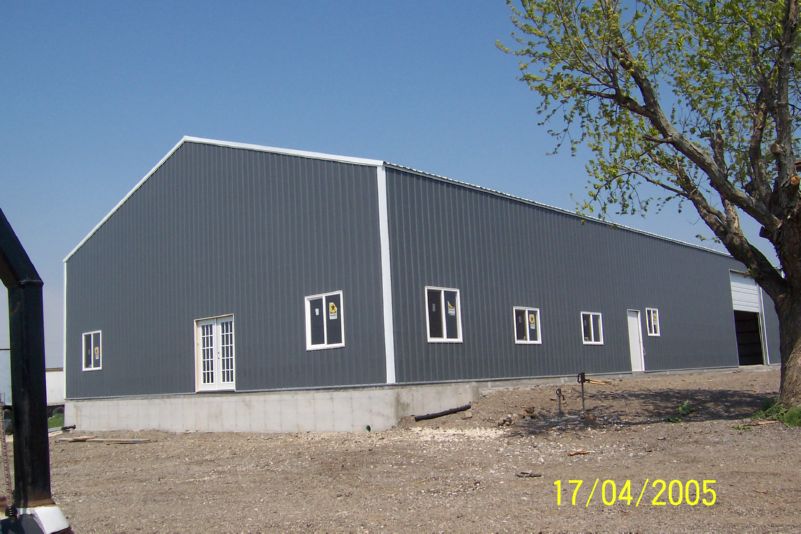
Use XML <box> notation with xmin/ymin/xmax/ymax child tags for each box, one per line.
<box><xmin>577</xmin><ymin>372</ymin><xmax>586</xmax><ymax>416</ymax></box>
<box><xmin>0</xmin><ymin>209</ymin><xmax>54</xmax><ymax>509</ymax></box>
<box><xmin>8</xmin><ymin>282</ymin><xmax>53</xmax><ymax>507</ymax></box>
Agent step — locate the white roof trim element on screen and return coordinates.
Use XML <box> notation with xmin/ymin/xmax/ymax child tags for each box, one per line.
<box><xmin>182</xmin><ymin>136</ymin><xmax>383</xmax><ymax>167</ymax></box>
<box><xmin>63</xmin><ymin>136</ymin><xmax>384</xmax><ymax>262</ymax></box>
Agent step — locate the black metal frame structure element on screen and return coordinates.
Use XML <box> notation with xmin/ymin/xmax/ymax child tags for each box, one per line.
<box><xmin>0</xmin><ymin>208</ymin><xmax>53</xmax><ymax>509</ymax></box>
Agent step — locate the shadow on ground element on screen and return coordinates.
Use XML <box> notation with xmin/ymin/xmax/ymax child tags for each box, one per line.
<box><xmin>509</xmin><ymin>388</ymin><xmax>774</xmax><ymax>436</ymax></box>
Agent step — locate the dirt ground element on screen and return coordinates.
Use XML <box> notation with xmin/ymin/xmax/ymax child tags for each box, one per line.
<box><xmin>46</xmin><ymin>367</ymin><xmax>799</xmax><ymax>532</ymax></box>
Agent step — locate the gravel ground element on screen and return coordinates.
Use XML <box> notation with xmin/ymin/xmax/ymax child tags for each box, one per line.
<box><xmin>46</xmin><ymin>366</ymin><xmax>800</xmax><ymax>532</ymax></box>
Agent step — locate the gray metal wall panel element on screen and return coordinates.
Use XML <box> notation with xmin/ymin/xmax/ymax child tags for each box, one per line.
<box><xmin>66</xmin><ymin>143</ymin><xmax>385</xmax><ymax>398</ymax></box>
<box><xmin>386</xmin><ymin>168</ymin><xmax>740</xmax><ymax>382</ymax></box>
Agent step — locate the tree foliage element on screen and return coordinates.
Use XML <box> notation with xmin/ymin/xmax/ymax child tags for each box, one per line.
<box><xmin>502</xmin><ymin>0</ymin><xmax>799</xmax><ymax>297</ymax></box>
<box><xmin>502</xmin><ymin>0</ymin><xmax>801</xmax><ymax>405</ymax></box>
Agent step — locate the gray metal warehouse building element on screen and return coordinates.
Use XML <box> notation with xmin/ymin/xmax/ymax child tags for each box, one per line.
<box><xmin>64</xmin><ymin>136</ymin><xmax>780</xmax><ymax>432</ymax></box>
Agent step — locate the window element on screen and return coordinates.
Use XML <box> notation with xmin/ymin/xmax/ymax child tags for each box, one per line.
<box><xmin>646</xmin><ymin>308</ymin><xmax>660</xmax><ymax>336</ymax></box>
<box><xmin>82</xmin><ymin>331</ymin><xmax>102</xmax><ymax>371</ymax></box>
<box><xmin>581</xmin><ymin>312</ymin><xmax>603</xmax><ymax>345</ymax></box>
<box><xmin>305</xmin><ymin>290</ymin><xmax>345</xmax><ymax>350</ymax></box>
<box><xmin>425</xmin><ymin>286</ymin><xmax>462</xmax><ymax>342</ymax></box>
<box><xmin>513</xmin><ymin>307</ymin><xmax>541</xmax><ymax>344</ymax></box>
<box><xmin>195</xmin><ymin>315</ymin><xmax>235</xmax><ymax>391</ymax></box>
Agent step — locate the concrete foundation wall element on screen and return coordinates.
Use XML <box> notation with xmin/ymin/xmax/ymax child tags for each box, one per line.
<box><xmin>65</xmin><ymin>382</ymin><xmax>479</xmax><ymax>433</ymax></box>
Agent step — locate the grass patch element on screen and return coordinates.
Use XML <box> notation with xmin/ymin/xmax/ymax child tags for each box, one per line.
<box><xmin>783</xmin><ymin>407</ymin><xmax>801</xmax><ymax>427</ymax></box>
<box><xmin>665</xmin><ymin>400</ymin><xmax>696</xmax><ymax>423</ymax></box>
<box><xmin>677</xmin><ymin>400</ymin><xmax>695</xmax><ymax>416</ymax></box>
<box><xmin>47</xmin><ymin>412</ymin><xmax>64</xmax><ymax>429</ymax></box>
<box><xmin>753</xmin><ymin>398</ymin><xmax>801</xmax><ymax>427</ymax></box>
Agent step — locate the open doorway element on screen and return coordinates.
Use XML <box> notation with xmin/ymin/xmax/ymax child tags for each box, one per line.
<box><xmin>733</xmin><ymin>310</ymin><xmax>764</xmax><ymax>365</ymax></box>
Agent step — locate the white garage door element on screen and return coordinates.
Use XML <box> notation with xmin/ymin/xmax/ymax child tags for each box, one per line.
<box><xmin>730</xmin><ymin>272</ymin><xmax>761</xmax><ymax>312</ymax></box>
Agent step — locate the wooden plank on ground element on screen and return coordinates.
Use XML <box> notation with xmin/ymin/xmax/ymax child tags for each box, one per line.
<box><xmin>56</xmin><ymin>435</ymin><xmax>96</xmax><ymax>442</ymax></box>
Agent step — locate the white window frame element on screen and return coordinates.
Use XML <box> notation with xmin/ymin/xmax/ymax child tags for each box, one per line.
<box><xmin>425</xmin><ymin>286</ymin><xmax>463</xmax><ymax>343</ymax></box>
<box><xmin>81</xmin><ymin>330</ymin><xmax>103</xmax><ymax>371</ymax></box>
<box><xmin>580</xmin><ymin>312</ymin><xmax>604</xmax><ymax>345</ymax></box>
<box><xmin>645</xmin><ymin>308</ymin><xmax>661</xmax><ymax>337</ymax></box>
<box><xmin>513</xmin><ymin>306</ymin><xmax>542</xmax><ymax>344</ymax></box>
<box><xmin>194</xmin><ymin>314</ymin><xmax>236</xmax><ymax>392</ymax></box>
<box><xmin>304</xmin><ymin>290</ymin><xmax>345</xmax><ymax>350</ymax></box>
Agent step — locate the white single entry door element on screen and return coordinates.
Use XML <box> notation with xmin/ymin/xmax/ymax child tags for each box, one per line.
<box><xmin>627</xmin><ymin>310</ymin><xmax>645</xmax><ymax>372</ymax></box>
<box><xmin>196</xmin><ymin>316</ymin><xmax>236</xmax><ymax>391</ymax></box>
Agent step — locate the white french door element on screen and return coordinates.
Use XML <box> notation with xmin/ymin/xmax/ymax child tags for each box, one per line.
<box><xmin>195</xmin><ymin>315</ymin><xmax>236</xmax><ymax>391</ymax></box>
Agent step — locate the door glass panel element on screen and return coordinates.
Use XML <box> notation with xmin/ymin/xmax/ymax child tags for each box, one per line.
<box><xmin>201</xmin><ymin>323</ymin><xmax>215</xmax><ymax>384</ymax></box>
<box><xmin>427</xmin><ymin>289</ymin><xmax>443</xmax><ymax>339</ymax></box>
<box><xmin>325</xmin><ymin>294</ymin><xmax>342</xmax><ymax>345</ymax></box>
<box><xmin>219</xmin><ymin>320</ymin><xmax>234</xmax><ymax>384</ymax></box>
<box><xmin>309</xmin><ymin>298</ymin><xmax>325</xmax><ymax>345</ymax></box>
<box><xmin>444</xmin><ymin>290</ymin><xmax>459</xmax><ymax>339</ymax></box>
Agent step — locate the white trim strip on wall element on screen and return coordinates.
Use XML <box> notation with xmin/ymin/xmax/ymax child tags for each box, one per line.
<box><xmin>62</xmin><ymin>261</ymin><xmax>67</xmax><ymax>396</ymax></box>
<box><xmin>376</xmin><ymin>165</ymin><xmax>396</xmax><ymax>384</ymax></box>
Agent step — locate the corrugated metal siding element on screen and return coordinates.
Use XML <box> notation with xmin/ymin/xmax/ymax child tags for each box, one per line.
<box><xmin>385</xmin><ymin>168</ymin><xmax>741</xmax><ymax>382</ymax></box>
<box><xmin>66</xmin><ymin>142</ymin><xmax>386</xmax><ymax>398</ymax></box>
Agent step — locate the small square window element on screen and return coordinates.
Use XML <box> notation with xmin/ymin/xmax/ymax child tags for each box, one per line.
<box><xmin>581</xmin><ymin>312</ymin><xmax>603</xmax><ymax>345</ymax></box>
<box><xmin>513</xmin><ymin>307</ymin><xmax>541</xmax><ymax>344</ymax></box>
<box><xmin>646</xmin><ymin>308</ymin><xmax>660</xmax><ymax>336</ymax></box>
<box><xmin>425</xmin><ymin>286</ymin><xmax>462</xmax><ymax>343</ymax></box>
<box><xmin>82</xmin><ymin>330</ymin><xmax>102</xmax><ymax>371</ymax></box>
<box><xmin>305</xmin><ymin>290</ymin><xmax>345</xmax><ymax>350</ymax></box>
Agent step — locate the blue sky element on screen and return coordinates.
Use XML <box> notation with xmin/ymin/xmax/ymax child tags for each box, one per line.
<box><xmin>0</xmin><ymin>1</ymin><xmax>761</xmax><ymax>367</ymax></box>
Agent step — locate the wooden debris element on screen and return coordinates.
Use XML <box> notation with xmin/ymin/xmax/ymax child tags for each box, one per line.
<box><xmin>56</xmin><ymin>436</ymin><xmax>151</xmax><ymax>444</ymax></box>
<box><xmin>739</xmin><ymin>420</ymin><xmax>780</xmax><ymax>427</ymax></box>
<box><xmin>414</xmin><ymin>403</ymin><xmax>471</xmax><ymax>422</ymax></box>
<box><xmin>57</xmin><ymin>435</ymin><xmax>96</xmax><ymax>443</ymax></box>
<box><xmin>516</xmin><ymin>471</ymin><xmax>543</xmax><ymax>478</ymax></box>
<box><xmin>567</xmin><ymin>449</ymin><xmax>591</xmax><ymax>456</ymax></box>
<box><xmin>86</xmin><ymin>438</ymin><xmax>151</xmax><ymax>444</ymax></box>
<box><xmin>585</xmin><ymin>378</ymin><xmax>611</xmax><ymax>385</ymax></box>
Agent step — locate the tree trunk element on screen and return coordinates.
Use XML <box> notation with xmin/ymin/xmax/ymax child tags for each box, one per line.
<box><xmin>777</xmin><ymin>292</ymin><xmax>801</xmax><ymax>407</ymax></box>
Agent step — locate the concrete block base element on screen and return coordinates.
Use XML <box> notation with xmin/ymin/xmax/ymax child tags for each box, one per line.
<box><xmin>65</xmin><ymin>382</ymin><xmax>479</xmax><ymax>433</ymax></box>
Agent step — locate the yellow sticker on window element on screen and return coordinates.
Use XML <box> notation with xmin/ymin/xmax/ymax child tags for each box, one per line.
<box><xmin>328</xmin><ymin>302</ymin><xmax>338</xmax><ymax>320</ymax></box>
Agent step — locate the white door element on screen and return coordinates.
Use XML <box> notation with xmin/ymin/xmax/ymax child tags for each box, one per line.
<box><xmin>730</xmin><ymin>272</ymin><xmax>761</xmax><ymax>312</ymax></box>
<box><xmin>627</xmin><ymin>310</ymin><xmax>645</xmax><ymax>372</ymax></box>
<box><xmin>196</xmin><ymin>316</ymin><xmax>236</xmax><ymax>391</ymax></box>
<box><xmin>730</xmin><ymin>272</ymin><xmax>769</xmax><ymax>364</ymax></box>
